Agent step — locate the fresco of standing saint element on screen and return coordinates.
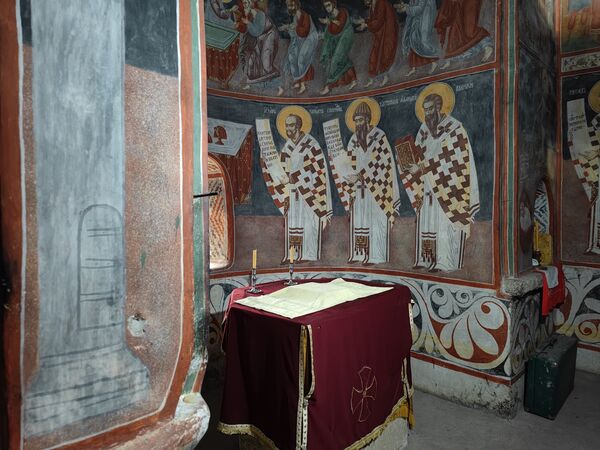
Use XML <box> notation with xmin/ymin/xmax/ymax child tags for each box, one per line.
<box><xmin>324</xmin><ymin>98</ymin><xmax>401</xmax><ymax>264</ymax></box>
<box><xmin>233</xmin><ymin>0</ymin><xmax>280</xmax><ymax>89</ymax></box>
<box><xmin>397</xmin><ymin>83</ymin><xmax>480</xmax><ymax>272</ymax></box>
<box><xmin>566</xmin><ymin>80</ymin><xmax>600</xmax><ymax>255</ymax></box>
<box><xmin>278</xmin><ymin>0</ymin><xmax>319</xmax><ymax>96</ymax></box>
<box><xmin>256</xmin><ymin>106</ymin><xmax>333</xmax><ymax>262</ymax></box>
<box><xmin>354</xmin><ymin>0</ymin><xmax>399</xmax><ymax>88</ymax></box>
<box><xmin>319</xmin><ymin>0</ymin><xmax>357</xmax><ymax>95</ymax></box>
<box><xmin>434</xmin><ymin>0</ymin><xmax>493</xmax><ymax>69</ymax></box>
<box><xmin>396</xmin><ymin>0</ymin><xmax>441</xmax><ymax>76</ymax></box>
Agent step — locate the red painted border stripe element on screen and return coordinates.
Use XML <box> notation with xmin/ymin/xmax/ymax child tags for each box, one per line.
<box><xmin>410</xmin><ymin>351</ymin><xmax>513</xmax><ymax>386</ymax></box>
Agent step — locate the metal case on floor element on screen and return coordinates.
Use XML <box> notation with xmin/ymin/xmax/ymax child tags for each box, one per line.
<box><xmin>524</xmin><ymin>334</ymin><xmax>578</xmax><ymax>420</ymax></box>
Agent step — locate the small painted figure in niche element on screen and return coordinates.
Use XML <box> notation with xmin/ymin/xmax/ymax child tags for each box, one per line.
<box><xmin>324</xmin><ymin>98</ymin><xmax>400</xmax><ymax>264</ymax></box>
<box><xmin>518</xmin><ymin>193</ymin><xmax>534</xmax><ymax>259</ymax></box>
<box><xmin>232</xmin><ymin>0</ymin><xmax>280</xmax><ymax>89</ymax></box>
<box><xmin>353</xmin><ymin>0</ymin><xmax>399</xmax><ymax>88</ymax></box>
<box><xmin>434</xmin><ymin>0</ymin><xmax>493</xmax><ymax>69</ymax></box>
<box><xmin>566</xmin><ymin>80</ymin><xmax>600</xmax><ymax>254</ymax></box>
<box><xmin>397</xmin><ymin>83</ymin><xmax>480</xmax><ymax>272</ymax></box>
<box><xmin>277</xmin><ymin>0</ymin><xmax>319</xmax><ymax>96</ymax></box>
<box><xmin>395</xmin><ymin>0</ymin><xmax>440</xmax><ymax>76</ymax></box>
<box><xmin>256</xmin><ymin>106</ymin><xmax>333</xmax><ymax>262</ymax></box>
<box><xmin>319</xmin><ymin>0</ymin><xmax>357</xmax><ymax>95</ymax></box>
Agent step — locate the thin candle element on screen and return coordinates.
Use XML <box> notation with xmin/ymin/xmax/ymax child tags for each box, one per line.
<box><xmin>252</xmin><ymin>249</ymin><xmax>257</xmax><ymax>269</ymax></box>
<box><xmin>290</xmin><ymin>246</ymin><xmax>295</xmax><ymax>263</ymax></box>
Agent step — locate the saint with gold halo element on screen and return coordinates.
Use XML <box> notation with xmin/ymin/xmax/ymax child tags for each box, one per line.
<box><xmin>324</xmin><ymin>97</ymin><xmax>401</xmax><ymax>264</ymax></box>
<box><xmin>566</xmin><ymin>80</ymin><xmax>600</xmax><ymax>254</ymax></box>
<box><xmin>398</xmin><ymin>82</ymin><xmax>480</xmax><ymax>272</ymax></box>
<box><xmin>257</xmin><ymin>105</ymin><xmax>332</xmax><ymax>262</ymax></box>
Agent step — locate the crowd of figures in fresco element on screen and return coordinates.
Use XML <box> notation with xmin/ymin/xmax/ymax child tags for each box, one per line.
<box><xmin>205</xmin><ymin>0</ymin><xmax>494</xmax><ymax>96</ymax></box>
<box><xmin>562</xmin><ymin>0</ymin><xmax>600</xmax><ymax>53</ymax></box>
<box><xmin>247</xmin><ymin>82</ymin><xmax>480</xmax><ymax>272</ymax></box>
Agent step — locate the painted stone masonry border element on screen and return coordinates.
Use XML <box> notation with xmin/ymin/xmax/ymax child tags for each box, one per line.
<box><xmin>561</xmin><ymin>51</ymin><xmax>600</xmax><ymax>73</ymax></box>
<box><xmin>209</xmin><ymin>271</ymin><xmax>551</xmax><ymax>381</ymax></box>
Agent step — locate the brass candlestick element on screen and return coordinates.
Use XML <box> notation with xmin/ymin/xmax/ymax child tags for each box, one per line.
<box><xmin>246</xmin><ymin>267</ymin><xmax>263</xmax><ymax>294</ymax></box>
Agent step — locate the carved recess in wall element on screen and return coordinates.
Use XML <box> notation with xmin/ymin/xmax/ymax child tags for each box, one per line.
<box><xmin>555</xmin><ymin>266</ymin><xmax>600</xmax><ymax>344</ymax></box>
<box><xmin>209</xmin><ymin>271</ymin><xmax>514</xmax><ymax>376</ymax></box>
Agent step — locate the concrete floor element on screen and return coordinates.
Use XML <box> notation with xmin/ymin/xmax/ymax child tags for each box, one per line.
<box><xmin>196</xmin><ymin>370</ymin><xmax>600</xmax><ymax>450</ymax></box>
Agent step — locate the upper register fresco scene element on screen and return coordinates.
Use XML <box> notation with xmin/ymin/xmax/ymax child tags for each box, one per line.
<box><xmin>204</xmin><ymin>0</ymin><xmax>497</xmax><ymax>98</ymax></box>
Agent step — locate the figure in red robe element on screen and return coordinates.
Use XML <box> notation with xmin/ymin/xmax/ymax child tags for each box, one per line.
<box><xmin>355</xmin><ymin>0</ymin><xmax>399</xmax><ymax>87</ymax></box>
<box><xmin>434</xmin><ymin>0</ymin><xmax>493</xmax><ymax>68</ymax></box>
<box><xmin>395</xmin><ymin>0</ymin><xmax>440</xmax><ymax>76</ymax></box>
<box><xmin>592</xmin><ymin>0</ymin><xmax>600</xmax><ymax>34</ymax></box>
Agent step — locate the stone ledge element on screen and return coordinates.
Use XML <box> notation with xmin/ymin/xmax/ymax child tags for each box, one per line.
<box><xmin>501</xmin><ymin>271</ymin><xmax>544</xmax><ymax>297</ymax></box>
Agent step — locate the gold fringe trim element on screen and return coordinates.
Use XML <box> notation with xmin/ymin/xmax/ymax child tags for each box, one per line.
<box><xmin>217</xmin><ymin>422</ymin><xmax>278</xmax><ymax>450</ymax></box>
<box><xmin>296</xmin><ymin>326</ymin><xmax>308</xmax><ymax>449</ymax></box>
<box><xmin>344</xmin><ymin>396</ymin><xmax>413</xmax><ymax>450</ymax></box>
<box><xmin>344</xmin><ymin>358</ymin><xmax>414</xmax><ymax>450</ymax></box>
<box><xmin>306</xmin><ymin>324</ymin><xmax>316</xmax><ymax>398</ymax></box>
<box><xmin>219</xmin><ymin>355</ymin><xmax>414</xmax><ymax>450</ymax></box>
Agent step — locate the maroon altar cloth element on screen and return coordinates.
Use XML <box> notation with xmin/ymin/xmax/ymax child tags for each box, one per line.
<box><xmin>219</xmin><ymin>279</ymin><xmax>413</xmax><ymax>449</ymax></box>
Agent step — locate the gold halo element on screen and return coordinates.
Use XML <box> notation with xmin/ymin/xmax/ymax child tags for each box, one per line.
<box><xmin>415</xmin><ymin>82</ymin><xmax>456</xmax><ymax>123</ymax></box>
<box><xmin>276</xmin><ymin>105</ymin><xmax>312</xmax><ymax>140</ymax></box>
<box><xmin>589</xmin><ymin>81</ymin><xmax>600</xmax><ymax>114</ymax></box>
<box><xmin>345</xmin><ymin>97</ymin><xmax>381</xmax><ymax>133</ymax></box>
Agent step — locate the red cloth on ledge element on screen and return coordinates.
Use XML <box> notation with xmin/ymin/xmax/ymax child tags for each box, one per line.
<box><xmin>220</xmin><ymin>279</ymin><xmax>413</xmax><ymax>449</ymax></box>
<box><xmin>536</xmin><ymin>266</ymin><xmax>566</xmax><ymax>317</ymax></box>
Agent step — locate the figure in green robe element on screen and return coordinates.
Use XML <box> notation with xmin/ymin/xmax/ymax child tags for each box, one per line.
<box><xmin>319</xmin><ymin>0</ymin><xmax>357</xmax><ymax>95</ymax></box>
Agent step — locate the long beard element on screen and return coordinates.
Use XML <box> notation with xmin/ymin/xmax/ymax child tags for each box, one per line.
<box><xmin>356</xmin><ymin>125</ymin><xmax>368</xmax><ymax>150</ymax></box>
<box><xmin>425</xmin><ymin>113</ymin><xmax>441</xmax><ymax>137</ymax></box>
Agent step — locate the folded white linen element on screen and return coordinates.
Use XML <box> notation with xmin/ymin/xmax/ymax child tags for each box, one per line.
<box><xmin>235</xmin><ymin>278</ymin><xmax>393</xmax><ymax>319</ymax></box>
<box><xmin>537</xmin><ymin>266</ymin><xmax>559</xmax><ymax>289</ymax></box>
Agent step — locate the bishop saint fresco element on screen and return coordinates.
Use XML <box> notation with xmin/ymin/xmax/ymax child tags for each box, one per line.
<box><xmin>257</xmin><ymin>107</ymin><xmax>332</xmax><ymax>262</ymax></box>
<box><xmin>566</xmin><ymin>80</ymin><xmax>600</xmax><ymax>254</ymax></box>
<box><xmin>324</xmin><ymin>98</ymin><xmax>400</xmax><ymax>264</ymax></box>
<box><xmin>398</xmin><ymin>83</ymin><xmax>480</xmax><ymax>272</ymax></box>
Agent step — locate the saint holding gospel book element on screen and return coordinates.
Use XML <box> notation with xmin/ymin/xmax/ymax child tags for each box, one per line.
<box><xmin>397</xmin><ymin>83</ymin><xmax>480</xmax><ymax>272</ymax></box>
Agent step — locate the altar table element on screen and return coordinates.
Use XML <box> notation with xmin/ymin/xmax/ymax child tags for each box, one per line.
<box><xmin>205</xmin><ymin>21</ymin><xmax>240</xmax><ymax>87</ymax></box>
<box><xmin>218</xmin><ymin>279</ymin><xmax>414</xmax><ymax>450</ymax></box>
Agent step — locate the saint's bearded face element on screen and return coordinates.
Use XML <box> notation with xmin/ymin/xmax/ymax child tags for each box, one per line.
<box><xmin>285</xmin><ymin>117</ymin><xmax>301</xmax><ymax>143</ymax></box>
<box><xmin>354</xmin><ymin>114</ymin><xmax>371</xmax><ymax>148</ymax></box>
<box><xmin>423</xmin><ymin>100</ymin><xmax>441</xmax><ymax>136</ymax></box>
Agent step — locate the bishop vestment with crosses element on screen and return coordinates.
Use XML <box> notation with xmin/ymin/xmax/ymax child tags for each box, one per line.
<box><xmin>324</xmin><ymin>98</ymin><xmax>401</xmax><ymax>264</ymax></box>
<box><xmin>567</xmin><ymin>82</ymin><xmax>600</xmax><ymax>255</ymax></box>
<box><xmin>398</xmin><ymin>83</ymin><xmax>480</xmax><ymax>272</ymax></box>
<box><xmin>257</xmin><ymin>106</ymin><xmax>333</xmax><ymax>262</ymax></box>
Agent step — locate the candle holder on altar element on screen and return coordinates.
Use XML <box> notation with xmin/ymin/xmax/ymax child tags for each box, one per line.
<box><xmin>246</xmin><ymin>267</ymin><xmax>263</xmax><ymax>294</ymax></box>
<box><xmin>284</xmin><ymin>262</ymin><xmax>298</xmax><ymax>286</ymax></box>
